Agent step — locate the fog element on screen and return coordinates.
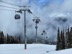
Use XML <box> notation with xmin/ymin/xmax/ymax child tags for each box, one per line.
<box><xmin>0</xmin><ymin>0</ymin><xmax>72</xmax><ymax>41</ymax></box>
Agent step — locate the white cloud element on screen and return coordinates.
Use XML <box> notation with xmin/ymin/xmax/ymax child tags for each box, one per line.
<box><xmin>0</xmin><ymin>0</ymin><xmax>72</xmax><ymax>41</ymax></box>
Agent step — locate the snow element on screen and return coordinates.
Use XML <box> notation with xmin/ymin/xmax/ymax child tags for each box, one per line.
<box><xmin>0</xmin><ymin>44</ymin><xmax>55</xmax><ymax>54</ymax></box>
<box><xmin>48</xmin><ymin>48</ymin><xmax>72</xmax><ymax>54</ymax></box>
<box><xmin>0</xmin><ymin>44</ymin><xmax>72</xmax><ymax>54</ymax></box>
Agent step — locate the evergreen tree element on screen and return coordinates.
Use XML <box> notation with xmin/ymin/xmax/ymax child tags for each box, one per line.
<box><xmin>18</xmin><ymin>36</ymin><xmax>21</xmax><ymax>43</ymax></box>
<box><xmin>68</xmin><ymin>27</ymin><xmax>72</xmax><ymax>48</ymax></box>
<box><xmin>6</xmin><ymin>34</ymin><xmax>11</xmax><ymax>43</ymax></box>
<box><xmin>56</xmin><ymin>29</ymin><xmax>65</xmax><ymax>50</ymax></box>
<box><xmin>56</xmin><ymin>27</ymin><xmax>72</xmax><ymax>50</ymax></box>
<box><xmin>66</xmin><ymin>28</ymin><xmax>71</xmax><ymax>48</ymax></box>
<box><xmin>61</xmin><ymin>30</ymin><xmax>65</xmax><ymax>49</ymax></box>
<box><xmin>0</xmin><ymin>31</ymin><xmax>4</xmax><ymax>44</ymax></box>
<box><xmin>56</xmin><ymin>28</ymin><xmax>61</xmax><ymax>50</ymax></box>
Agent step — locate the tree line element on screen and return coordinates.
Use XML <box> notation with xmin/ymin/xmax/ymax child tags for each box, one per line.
<box><xmin>0</xmin><ymin>31</ymin><xmax>50</xmax><ymax>44</ymax></box>
<box><xmin>0</xmin><ymin>31</ymin><xmax>22</xmax><ymax>44</ymax></box>
<box><xmin>56</xmin><ymin>27</ymin><xmax>72</xmax><ymax>50</ymax></box>
<box><xmin>0</xmin><ymin>32</ymin><xmax>37</xmax><ymax>44</ymax></box>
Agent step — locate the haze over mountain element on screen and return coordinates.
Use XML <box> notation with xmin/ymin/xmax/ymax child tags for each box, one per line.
<box><xmin>0</xmin><ymin>0</ymin><xmax>72</xmax><ymax>41</ymax></box>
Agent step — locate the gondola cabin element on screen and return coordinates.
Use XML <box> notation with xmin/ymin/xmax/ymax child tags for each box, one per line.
<box><xmin>14</xmin><ymin>14</ymin><xmax>20</xmax><ymax>19</ymax></box>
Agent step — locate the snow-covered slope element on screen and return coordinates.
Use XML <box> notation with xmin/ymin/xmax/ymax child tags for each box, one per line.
<box><xmin>0</xmin><ymin>44</ymin><xmax>72</xmax><ymax>54</ymax></box>
<box><xmin>48</xmin><ymin>48</ymin><xmax>72</xmax><ymax>54</ymax></box>
<box><xmin>0</xmin><ymin>44</ymin><xmax>55</xmax><ymax>54</ymax></box>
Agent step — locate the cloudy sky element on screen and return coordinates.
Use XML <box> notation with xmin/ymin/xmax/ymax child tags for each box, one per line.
<box><xmin>0</xmin><ymin>0</ymin><xmax>72</xmax><ymax>41</ymax></box>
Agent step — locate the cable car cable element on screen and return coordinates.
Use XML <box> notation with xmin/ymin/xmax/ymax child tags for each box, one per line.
<box><xmin>0</xmin><ymin>0</ymin><xmax>20</xmax><ymax>7</ymax></box>
<box><xmin>0</xmin><ymin>5</ymin><xmax>19</xmax><ymax>9</ymax></box>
